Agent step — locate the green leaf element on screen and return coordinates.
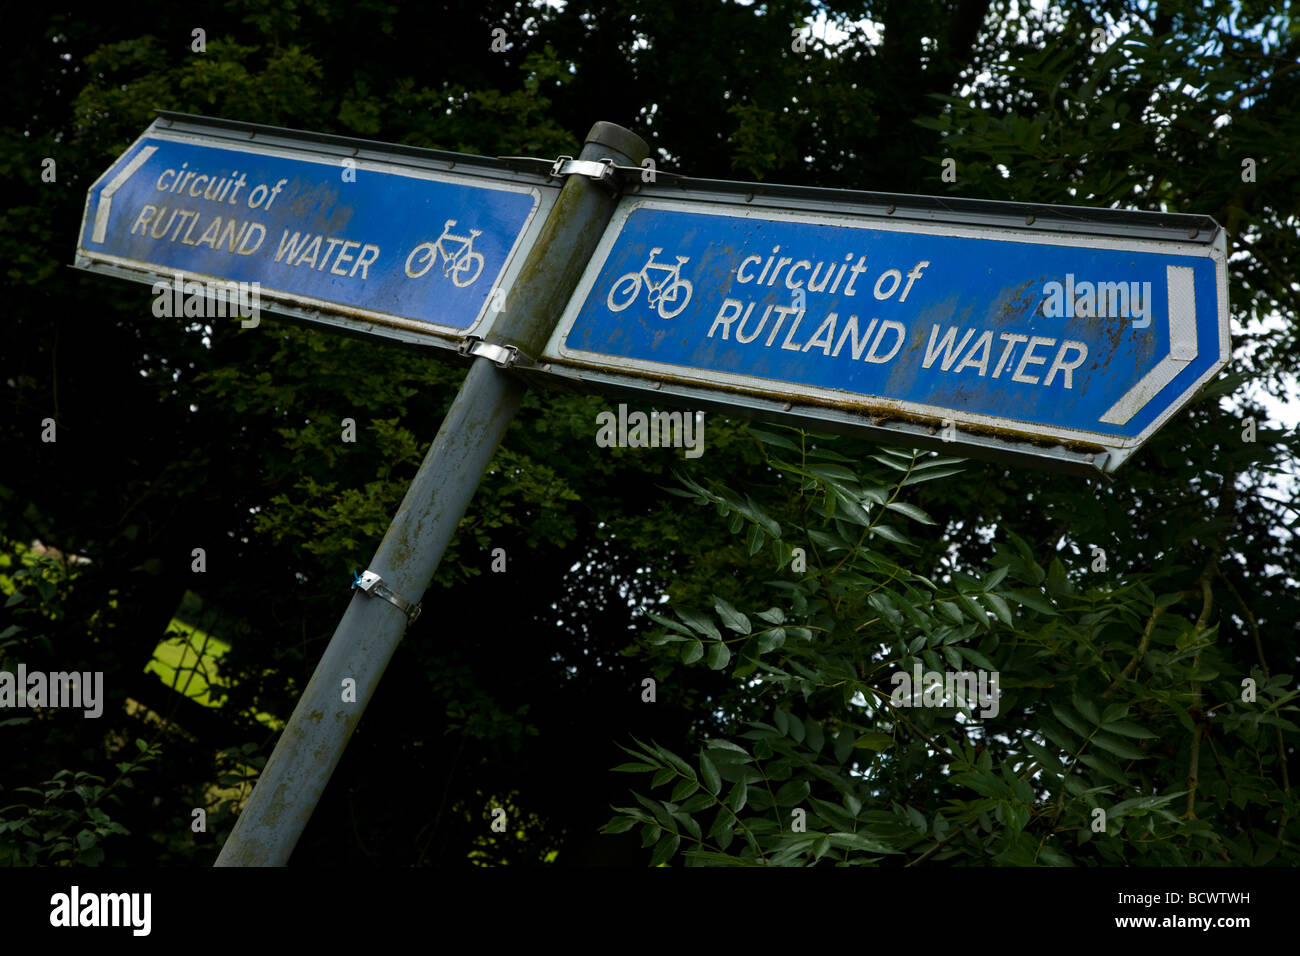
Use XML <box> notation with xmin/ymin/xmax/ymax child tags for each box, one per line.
<box><xmin>1110</xmin><ymin>791</ymin><xmax>1187</xmax><ymax>819</ymax></box>
<box><xmin>958</xmin><ymin>646</ymin><xmax>997</xmax><ymax>671</ymax></box>
<box><xmin>786</xmin><ymin>712</ymin><xmax>806</xmax><ymax>743</ymax></box>
<box><xmin>936</xmin><ymin>601</ymin><xmax>963</xmax><ymax>625</ymax></box>
<box><xmin>1023</xmin><ymin>737</ymin><xmax>1064</xmax><ymax>774</ymax></box>
<box><xmin>1101</xmin><ymin>719</ymin><xmax>1158</xmax><ymax>739</ymax></box>
<box><xmin>649</xmin><ymin>831</ymin><xmax>680</xmax><ymax>866</ymax></box>
<box><xmin>804</xmin><ymin>718</ymin><xmax>824</xmax><ymax>754</ymax></box>
<box><xmin>600</xmin><ymin>815</ymin><xmax>639</xmax><ymax>835</ymax></box>
<box><xmin>1003</xmin><ymin>801</ymin><xmax>1030</xmax><ymax>833</ymax></box>
<box><xmin>713</xmin><ymin>596</ymin><xmax>750</xmax><ymax>634</ymax></box>
<box><xmin>868</xmin><ymin>455</ymin><xmax>912</xmax><ymax>472</ymax></box>
<box><xmin>775</xmin><ymin>779</ymin><xmax>810</xmax><ymax>805</ymax></box>
<box><xmin>1006</xmin><ymin>589</ymin><xmax>1057</xmax><ymax>616</ymax></box>
<box><xmin>951</xmin><ymin>771</ymin><xmax>1006</xmax><ymax>798</ymax></box>
<box><xmin>980</xmin><ymin>592</ymin><xmax>1014</xmax><ymax>627</ymax></box>
<box><xmin>682</xmin><ymin>639</ymin><xmax>704</xmax><ymax>664</ymax></box>
<box><xmin>705</xmin><ymin>739</ymin><xmax>749</xmax><ymax>755</ymax></box>
<box><xmin>868</xmin><ymin>591</ymin><xmax>903</xmax><ymax>629</ymax></box>
<box><xmin>707</xmin><ymin>641</ymin><xmax>732</xmax><ymax>670</ymax></box>
<box><xmin>1077</xmin><ymin>752</ymin><xmax>1128</xmax><ymax>787</ymax></box>
<box><xmin>727</xmin><ymin>779</ymin><xmax>748</xmax><ymax>813</ymax></box>
<box><xmin>1100</xmin><ymin>702</ymin><xmax>1130</xmax><ymax>725</ymax></box>
<box><xmin>644</xmin><ymin>611</ymin><xmax>693</xmax><ymax>636</ymax></box>
<box><xmin>657</xmin><ymin>746</ymin><xmax>698</xmax><ymax>781</ymax></box>
<box><xmin>1050</xmin><ymin>702</ymin><xmax>1094</xmax><ymax>739</ymax></box>
<box><xmin>757</xmin><ymin>627</ymin><xmax>786</xmax><ymax>653</ymax></box>
<box><xmin>854</xmin><ymin>731</ymin><xmax>893</xmax><ymax>751</ymax></box>
<box><xmin>708</xmin><ymin>808</ymin><xmax>734</xmax><ymax>843</ymax></box>
<box><xmin>869</xmin><ymin>524</ymin><xmax>911</xmax><ymax>546</ymax></box>
<box><xmin>982</xmin><ymin>565</ymin><xmax>1010</xmax><ymax>590</ymax></box>
<box><xmin>748</xmin><ymin>427</ymin><xmax>801</xmax><ymax>451</ymax></box>
<box><xmin>1090</xmin><ymin>732</ymin><xmax>1147</xmax><ymax>761</ymax></box>
<box><xmin>675</xmin><ymin>607</ymin><xmax>722</xmax><ymax>641</ymax></box>
<box><xmin>884</xmin><ymin>501</ymin><xmax>937</xmax><ymax>525</ymax></box>
<box><xmin>901</xmin><ymin>466</ymin><xmax>965</xmax><ymax>486</ymax></box>
<box><xmin>634</xmin><ymin>793</ymin><xmax>676</xmax><ymax>830</ymax></box>
<box><xmin>671</xmin><ymin>777</ymin><xmax>700</xmax><ymax>802</ymax></box>
<box><xmin>1046</xmin><ymin>558</ymin><xmax>1071</xmax><ymax>596</ymax></box>
<box><xmin>957</xmin><ymin>593</ymin><xmax>989</xmax><ymax>629</ymax></box>
<box><xmin>1071</xmin><ymin>694</ymin><xmax>1101</xmax><ymax>725</ymax></box>
<box><xmin>639</xmin><ymin>821</ymin><xmax>661</xmax><ymax>848</ymax></box>
<box><xmin>671</xmin><ymin>806</ymin><xmax>702</xmax><ymax>842</ymax></box>
<box><xmin>810</xmin><ymin>463</ymin><xmax>861</xmax><ymax>484</ymax></box>
<box><xmin>679</xmin><ymin>793</ymin><xmax>714</xmax><ymax>814</ymax></box>
<box><xmin>1036</xmin><ymin>845</ymin><xmax>1072</xmax><ymax>867</ymax></box>
<box><xmin>699</xmin><ymin>752</ymin><xmax>722</xmax><ymax>795</ymax></box>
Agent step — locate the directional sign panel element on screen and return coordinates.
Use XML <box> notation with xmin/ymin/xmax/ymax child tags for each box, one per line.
<box><xmin>543</xmin><ymin>192</ymin><xmax>1230</xmax><ymax>470</ymax></box>
<box><xmin>75</xmin><ymin>113</ymin><xmax>558</xmax><ymax>347</ymax></box>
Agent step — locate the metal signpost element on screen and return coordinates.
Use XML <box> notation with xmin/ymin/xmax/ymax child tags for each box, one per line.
<box><xmin>537</xmin><ymin>182</ymin><xmax>1231</xmax><ymax>473</ymax></box>
<box><xmin>73</xmin><ymin>110</ymin><xmax>1230</xmax><ymax>866</ymax></box>
<box><xmin>74</xmin><ymin>112</ymin><xmax>561</xmax><ymax>349</ymax></box>
<box><xmin>75</xmin><ymin>112</ymin><xmax>649</xmax><ymax>865</ymax></box>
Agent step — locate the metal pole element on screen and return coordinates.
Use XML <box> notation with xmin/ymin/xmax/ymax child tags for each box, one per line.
<box><xmin>216</xmin><ymin>122</ymin><xmax>648</xmax><ymax>866</ymax></box>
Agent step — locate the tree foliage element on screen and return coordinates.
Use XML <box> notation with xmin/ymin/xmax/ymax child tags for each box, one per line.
<box><xmin>605</xmin><ymin>429</ymin><xmax>1297</xmax><ymax>864</ymax></box>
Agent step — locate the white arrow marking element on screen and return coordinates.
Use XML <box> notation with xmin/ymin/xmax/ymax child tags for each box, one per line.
<box><xmin>1099</xmin><ymin>265</ymin><xmax>1198</xmax><ymax>425</ymax></box>
<box><xmin>91</xmin><ymin>145</ymin><xmax>156</xmax><ymax>244</ymax></box>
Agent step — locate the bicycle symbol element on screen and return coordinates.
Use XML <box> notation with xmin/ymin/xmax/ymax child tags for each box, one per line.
<box><xmin>606</xmin><ymin>247</ymin><xmax>693</xmax><ymax>318</ymax></box>
<box><xmin>404</xmin><ymin>219</ymin><xmax>485</xmax><ymax>287</ymax></box>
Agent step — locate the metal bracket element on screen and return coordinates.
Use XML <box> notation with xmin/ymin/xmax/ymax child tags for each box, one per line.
<box><xmin>352</xmin><ymin>569</ymin><xmax>421</xmax><ymax>625</ymax></box>
<box><xmin>549</xmin><ymin>155</ymin><xmax>614</xmax><ymax>181</ymax></box>
<box><xmin>547</xmin><ymin>155</ymin><xmax>623</xmax><ymax>193</ymax></box>
<box><xmin>498</xmin><ymin>153</ymin><xmax>683</xmax><ymax>188</ymax></box>
<box><xmin>457</xmin><ymin>335</ymin><xmax>532</xmax><ymax>368</ymax></box>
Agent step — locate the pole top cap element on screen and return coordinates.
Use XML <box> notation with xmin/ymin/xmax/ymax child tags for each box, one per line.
<box><xmin>583</xmin><ymin>122</ymin><xmax>649</xmax><ymax>165</ymax></box>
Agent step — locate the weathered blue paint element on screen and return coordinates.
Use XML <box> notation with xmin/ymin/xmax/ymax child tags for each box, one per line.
<box><xmin>79</xmin><ymin>135</ymin><xmax>541</xmax><ymax>333</ymax></box>
<box><xmin>555</xmin><ymin>201</ymin><xmax>1230</xmax><ymax>450</ymax></box>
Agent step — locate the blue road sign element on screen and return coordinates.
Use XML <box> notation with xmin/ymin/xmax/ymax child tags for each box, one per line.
<box><xmin>75</xmin><ymin>115</ymin><xmax>557</xmax><ymax>347</ymax></box>
<box><xmin>545</xmin><ymin>195</ymin><xmax>1230</xmax><ymax>469</ymax></box>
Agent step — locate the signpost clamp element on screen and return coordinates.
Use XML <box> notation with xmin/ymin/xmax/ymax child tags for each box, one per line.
<box><xmin>351</xmin><ymin>570</ymin><xmax>422</xmax><ymax>626</ymax></box>
<box><xmin>549</xmin><ymin>155</ymin><xmax>619</xmax><ymax>192</ymax></box>
<box><xmin>456</xmin><ymin>335</ymin><xmax>531</xmax><ymax>368</ymax></box>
